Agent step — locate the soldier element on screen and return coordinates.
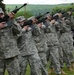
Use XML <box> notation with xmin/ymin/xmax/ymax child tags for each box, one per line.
<box><xmin>66</xmin><ymin>10</ymin><xmax>74</xmax><ymax>68</ymax></box>
<box><xmin>29</xmin><ymin>16</ymin><xmax>48</xmax><ymax>75</ymax></box>
<box><xmin>53</xmin><ymin>13</ymin><xmax>67</xmax><ymax>75</ymax></box>
<box><xmin>62</xmin><ymin>12</ymin><xmax>74</xmax><ymax>70</ymax></box>
<box><xmin>16</xmin><ymin>16</ymin><xmax>43</xmax><ymax>75</ymax></box>
<box><xmin>43</xmin><ymin>13</ymin><xmax>61</xmax><ymax>75</ymax></box>
<box><xmin>57</xmin><ymin>11</ymin><xmax>74</xmax><ymax>71</ymax></box>
<box><xmin>0</xmin><ymin>8</ymin><xmax>20</xmax><ymax>75</ymax></box>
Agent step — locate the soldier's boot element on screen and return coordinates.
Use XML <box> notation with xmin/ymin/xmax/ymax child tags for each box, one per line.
<box><xmin>61</xmin><ymin>68</ymin><xmax>67</xmax><ymax>75</ymax></box>
<box><xmin>67</xmin><ymin>66</ymin><xmax>74</xmax><ymax>72</ymax></box>
<box><xmin>48</xmin><ymin>68</ymin><xmax>54</xmax><ymax>74</ymax></box>
<box><xmin>71</xmin><ymin>63</ymin><xmax>74</xmax><ymax>69</ymax></box>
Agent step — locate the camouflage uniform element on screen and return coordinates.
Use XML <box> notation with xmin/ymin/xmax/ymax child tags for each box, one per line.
<box><xmin>59</xmin><ymin>20</ymin><xmax>73</xmax><ymax>68</ymax></box>
<box><xmin>55</xmin><ymin>21</ymin><xmax>64</xmax><ymax>69</ymax></box>
<box><xmin>44</xmin><ymin>20</ymin><xmax>61</xmax><ymax>75</ymax></box>
<box><xmin>67</xmin><ymin>15</ymin><xmax>74</xmax><ymax>63</ymax></box>
<box><xmin>17</xmin><ymin>26</ymin><xmax>42</xmax><ymax>75</ymax></box>
<box><xmin>32</xmin><ymin>24</ymin><xmax>48</xmax><ymax>75</ymax></box>
<box><xmin>0</xmin><ymin>19</ymin><xmax>20</xmax><ymax>75</ymax></box>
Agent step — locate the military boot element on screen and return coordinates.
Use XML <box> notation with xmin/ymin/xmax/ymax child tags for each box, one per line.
<box><xmin>71</xmin><ymin>63</ymin><xmax>74</xmax><ymax>69</ymax></box>
<box><xmin>61</xmin><ymin>68</ymin><xmax>67</xmax><ymax>75</ymax></box>
<box><xmin>67</xmin><ymin>66</ymin><xmax>74</xmax><ymax>72</ymax></box>
<box><xmin>48</xmin><ymin>68</ymin><xmax>54</xmax><ymax>74</ymax></box>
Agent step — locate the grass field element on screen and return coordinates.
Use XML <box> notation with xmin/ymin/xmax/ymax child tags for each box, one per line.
<box><xmin>4</xmin><ymin>62</ymin><xmax>74</xmax><ymax>75</ymax></box>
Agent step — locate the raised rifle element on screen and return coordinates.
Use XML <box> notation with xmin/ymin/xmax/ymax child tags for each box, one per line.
<box><xmin>36</xmin><ymin>12</ymin><xmax>49</xmax><ymax>19</ymax></box>
<box><xmin>11</xmin><ymin>3</ymin><xmax>27</xmax><ymax>14</ymax></box>
<box><xmin>22</xmin><ymin>12</ymin><xmax>49</xmax><ymax>27</ymax></box>
<box><xmin>0</xmin><ymin>3</ymin><xmax>27</xmax><ymax>23</ymax></box>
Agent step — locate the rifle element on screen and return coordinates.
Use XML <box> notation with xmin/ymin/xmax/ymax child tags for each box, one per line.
<box><xmin>37</xmin><ymin>17</ymin><xmax>47</xmax><ymax>24</ymax></box>
<box><xmin>22</xmin><ymin>12</ymin><xmax>49</xmax><ymax>27</ymax></box>
<box><xmin>0</xmin><ymin>3</ymin><xmax>27</xmax><ymax>23</ymax></box>
<box><xmin>11</xmin><ymin>3</ymin><xmax>27</xmax><ymax>14</ymax></box>
<box><xmin>22</xmin><ymin>17</ymin><xmax>47</xmax><ymax>28</ymax></box>
<box><xmin>35</xmin><ymin>12</ymin><xmax>49</xmax><ymax>19</ymax></box>
<box><xmin>22</xmin><ymin>20</ymin><xmax>33</xmax><ymax>27</ymax></box>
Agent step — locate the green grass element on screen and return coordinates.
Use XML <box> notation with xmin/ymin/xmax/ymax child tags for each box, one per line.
<box><xmin>4</xmin><ymin>62</ymin><xmax>74</xmax><ymax>75</ymax></box>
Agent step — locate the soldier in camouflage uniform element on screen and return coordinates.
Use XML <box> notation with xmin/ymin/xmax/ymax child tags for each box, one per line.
<box><xmin>66</xmin><ymin>11</ymin><xmax>74</xmax><ymax>68</ymax></box>
<box><xmin>53</xmin><ymin>12</ymin><xmax>70</xmax><ymax>74</ymax></box>
<box><xmin>29</xmin><ymin>16</ymin><xmax>48</xmax><ymax>75</ymax></box>
<box><xmin>16</xmin><ymin>16</ymin><xmax>44</xmax><ymax>75</ymax></box>
<box><xmin>57</xmin><ymin>11</ymin><xmax>74</xmax><ymax>71</ymax></box>
<box><xmin>43</xmin><ymin>14</ymin><xmax>61</xmax><ymax>75</ymax></box>
<box><xmin>0</xmin><ymin>8</ymin><xmax>20</xmax><ymax>75</ymax></box>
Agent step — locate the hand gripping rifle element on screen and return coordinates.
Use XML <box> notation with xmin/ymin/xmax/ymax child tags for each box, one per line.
<box><xmin>22</xmin><ymin>12</ymin><xmax>49</xmax><ymax>27</ymax></box>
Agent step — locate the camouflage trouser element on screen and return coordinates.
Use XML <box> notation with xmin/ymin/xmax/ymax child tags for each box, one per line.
<box><xmin>61</xmin><ymin>42</ymin><xmax>71</xmax><ymax>68</ymax></box>
<box><xmin>58</xmin><ymin>38</ymin><xmax>64</xmax><ymax>68</ymax></box>
<box><xmin>48</xmin><ymin>46</ymin><xmax>61</xmax><ymax>74</ymax></box>
<box><xmin>18</xmin><ymin>53</ymin><xmax>42</xmax><ymax>75</ymax></box>
<box><xmin>45</xmin><ymin>33</ymin><xmax>61</xmax><ymax>74</ymax></box>
<box><xmin>68</xmin><ymin>32</ymin><xmax>74</xmax><ymax>63</ymax></box>
<box><xmin>58</xmin><ymin>45</ymin><xmax>64</xmax><ymax>68</ymax></box>
<box><xmin>38</xmin><ymin>52</ymin><xmax>48</xmax><ymax>75</ymax></box>
<box><xmin>64</xmin><ymin>43</ymin><xmax>74</xmax><ymax>63</ymax></box>
<box><xmin>60</xmin><ymin>33</ymin><xmax>74</xmax><ymax>68</ymax></box>
<box><xmin>0</xmin><ymin>56</ymin><xmax>20</xmax><ymax>75</ymax></box>
<box><xmin>69</xmin><ymin>43</ymin><xmax>74</xmax><ymax>63</ymax></box>
<box><xmin>46</xmin><ymin>48</ymin><xmax>50</xmax><ymax>62</ymax></box>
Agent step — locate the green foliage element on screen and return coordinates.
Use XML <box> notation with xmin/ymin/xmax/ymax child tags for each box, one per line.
<box><xmin>52</xmin><ymin>3</ymin><xmax>74</xmax><ymax>15</ymax></box>
<box><xmin>15</xmin><ymin>11</ymin><xmax>33</xmax><ymax>18</ymax></box>
<box><xmin>6</xmin><ymin>4</ymin><xmax>54</xmax><ymax>16</ymax></box>
<box><xmin>5</xmin><ymin>3</ymin><xmax>74</xmax><ymax>16</ymax></box>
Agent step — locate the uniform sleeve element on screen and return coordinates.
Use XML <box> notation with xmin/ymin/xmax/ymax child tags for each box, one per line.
<box><xmin>31</xmin><ymin>24</ymin><xmax>41</xmax><ymax>36</ymax></box>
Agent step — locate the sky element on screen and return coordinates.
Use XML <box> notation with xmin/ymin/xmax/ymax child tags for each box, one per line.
<box><xmin>3</xmin><ymin>0</ymin><xmax>74</xmax><ymax>5</ymax></box>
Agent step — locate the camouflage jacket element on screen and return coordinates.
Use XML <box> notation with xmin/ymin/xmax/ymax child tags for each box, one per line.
<box><xmin>32</xmin><ymin>24</ymin><xmax>48</xmax><ymax>52</ymax></box>
<box><xmin>17</xmin><ymin>27</ymin><xmax>38</xmax><ymax>56</ymax></box>
<box><xmin>44</xmin><ymin>20</ymin><xmax>59</xmax><ymax>47</ymax></box>
<box><xmin>0</xmin><ymin>20</ymin><xmax>20</xmax><ymax>59</ymax></box>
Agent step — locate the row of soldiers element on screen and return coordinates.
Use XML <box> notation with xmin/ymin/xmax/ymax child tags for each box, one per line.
<box><xmin>0</xmin><ymin>6</ymin><xmax>74</xmax><ymax>75</ymax></box>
